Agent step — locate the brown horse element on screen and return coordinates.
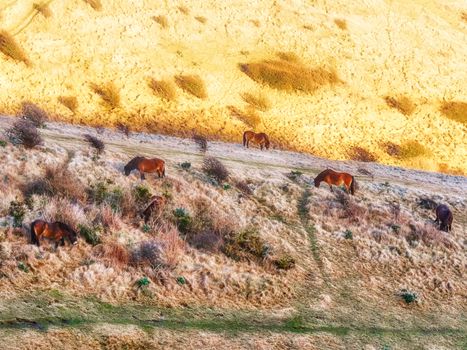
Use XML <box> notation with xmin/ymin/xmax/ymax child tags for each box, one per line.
<box><xmin>124</xmin><ymin>156</ymin><xmax>165</xmax><ymax>180</ymax></box>
<box><xmin>314</xmin><ymin>169</ymin><xmax>356</xmax><ymax>195</ymax></box>
<box><xmin>30</xmin><ymin>220</ymin><xmax>78</xmax><ymax>248</ymax></box>
<box><xmin>142</xmin><ymin>195</ymin><xmax>166</xmax><ymax>223</ymax></box>
<box><xmin>434</xmin><ymin>204</ymin><xmax>453</xmax><ymax>232</ymax></box>
<box><xmin>243</xmin><ymin>131</ymin><xmax>270</xmax><ymax>150</ymax></box>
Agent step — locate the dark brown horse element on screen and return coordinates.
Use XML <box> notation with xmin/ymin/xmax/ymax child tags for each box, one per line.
<box><xmin>124</xmin><ymin>156</ymin><xmax>165</xmax><ymax>180</ymax></box>
<box><xmin>434</xmin><ymin>204</ymin><xmax>453</xmax><ymax>232</ymax></box>
<box><xmin>30</xmin><ymin>220</ymin><xmax>78</xmax><ymax>248</ymax></box>
<box><xmin>314</xmin><ymin>169</ymin><xmax>356</xmax><ymax>195</ymax></box>
<box><xmin>142</xmin><ymin>195</ymin><xmax>166</xmax><ymax>223</ymax></box>
<box><xmin>243</xmin><ymin>131</ymin><xmax>270</xmax><ymax>150</ymax></box>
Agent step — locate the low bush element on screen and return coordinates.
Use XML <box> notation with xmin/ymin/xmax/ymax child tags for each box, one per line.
<box><xmin>84</xmin><ymin>134</ymin><xmax>105</xmax><ymax>155</ymax></box>
<box><xmin>439</xmin><ymin>101</ymin><xmax>467</xmax><ymax>126</ymax></box>
<box><xmin>153</xmin><ymin>15</ymin><xmax>168</xmax><ymax>28</ymax></box>
<box><xmin>133</xmin><ymin>184</ymin><xmax>152</xmax><ymax>205</ymax></box>
<box><xmin>287</xmin><ymin>170</ymin><xmax>303</xmax><ymax>181</ymax></box>
<box><xmin>19</xmin><ymin>102</ymin><xmax>48</xmax><ymax>128</ymax></box>
<box><xmin>399</xmin><ymin>141</ymin><xmax>430</xmax><ymax>159</ymax></box>
<box><xmin>131</xmin><ymin>240</ymin><xmax>164</xmax><ymax>269</ymax></box>
<box><xmin>348</xmin><ymin>146</ymin><xmax>377</xmax><ymax>162</ymax></box>
<box><xmin>6</xmin><ymin>119</ymin><xmax>43</xmax><ymax>148</ymax></box>
<box><xmin>227</xmin><ymin>105</ymin><xmax>261</xmax><ymax>128</ymax></box>
<box><xmin>90</xmin><ymin>82</ymin><xmax>120</xmax><ymax>109</ymax></box>
<box><xmin>58</xmin><ymin>96</ymin><xmax>78</xmax><ymax>113</ymax></box>
<box><xmin>344</xmin><ymin>229</ymin><xmax>353</xmax><ymax>240</ymax></box>
<box><xmin>385</xmin><ymin>95</ymin><xmax>416</xmax><ymax>116</ymax></box>
<box><xmin>83</xmin><ymin>0</ymin><xmax>102</xmax><ymax>11</ymax></box>
<box><xmin>398</xmin><ymin>289</ymin><xmax>418</xmax><ymax>304</ymax></box>
<box><xmin>194</xmin><ymin>16</ymin><xmax>207</xmax><ymax>24</ymax></box>
<box><xmin>193</xmin><ymin>134</ymin><xmax>207</xmax><ymax>152</ymax></box>
<box><xmin>149</xmin><ymin>78</ymin><xmax>177</xmax><ymax>102</ymax></box>
<box><xmin>136</xmin><ymin>276</ymin><xmax>150</xmax><ymax>288</ymax></box>
<box><xmin>87</xmin><ymin>182</ymin><xmax>125</xmax><ymax>212</ymax></box>
<box><xmin>223</xmin><ymin>227</ymin><xmax>270</xmax><ymax>262</ymax></box>
<box><xmin>234</xmin><ymin>179</ymin><xmax>253</xmax><ymax>196</ymax></box>
<box><xmin>180</xmin><ymin>162</ymin><xmax>191</xmax><ymax>170</ymax></box>
<box><xmin>334</xmin><ymin>19</ymin><xmax>347</xmax><ymax>30</ymax></box>
<box><xmin>34</xmin><ymin>2</ymin><xmax>52</xmax><ymax>18</ymax></box>
<box><xmin>241</xmin><ymin>92</ymin><xmax>271</xmax><ymax>111</ymax></box>
<box><xmin>116</xmin><ymin>123</ymin><xmax>130</xmax><ymax>137</ymax></box>
<box><xmin>173</xmin><ymin>208</ymin><xmax>192</xmax><ymax>234</ymax></box>
<box><xmin>78</xmin><ymin>224</ymin><xmax>102</xmax><ymax>246</ymax></box>
<box><xmin>273</xmin><ymin>254</ymin><xmax>296</xmax><ymax>270</ymax></box>
<box><xmin>8</xmin><ymin>201</ymin><xmax>26</xmax><ymax>227</ymax></box>
<box><xmin>202</xmin><ymin>157</ymin><xmax>229</xmax><ymax>183</ymax></box>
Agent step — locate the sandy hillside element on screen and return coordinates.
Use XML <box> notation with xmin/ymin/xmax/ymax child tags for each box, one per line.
<box><xmin>0</xmin><ymin>116</ymin><xmax>466</xmax><ymax>348</ymax></box>
<box><xmin>0</xmin><ymin>0</ymin><xmax>466</xmax><ymax>175</ymax></box>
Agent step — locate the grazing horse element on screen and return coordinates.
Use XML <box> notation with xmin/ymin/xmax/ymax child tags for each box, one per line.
<box><xmin>124</xmin><ymin>156</ymin><xmax>165</xmax><ymax>180</ymax></box>
<box><xmin>314</xmin><ymin>169</ymin><xmax>356</xmax><ymax>195</ymax></box>
<box><xmin>243</xmin><ymin>131</ymin><xmax>270</xmax><ymax>150</ymax></box>
<box><xmin>142</xmin><ymin>195</ymin><xmax>166</xmax><ymax>223</ymax></box>
<box><xmin>30</xmin><ymin>220</ymin><xmax>78</xmax><ymax>248</ymax></box>
<box><xmin>434</xmin><ymin>204</ymin><xmax>453</xmax><ymax>232</ymax></box>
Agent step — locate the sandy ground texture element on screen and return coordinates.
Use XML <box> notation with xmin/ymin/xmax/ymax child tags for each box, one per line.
<box><xmin>0</xmin><ymin>0</ymin><xmax>466</xmax><ymax>174</ymax></box>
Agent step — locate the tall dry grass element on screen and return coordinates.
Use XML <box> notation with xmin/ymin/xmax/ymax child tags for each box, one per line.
<box><xmin>241</xmin><ymin>92</ymin><xmax>271</xmax><ymax>111</ymax></box>
<box><xmin>194</xmin><ymin>16</ymin><xmax>207</xmax><ymax>24</ymax></box>
<box><xmin>93</xmin><ymin>241</ymin><xmax>130</xmax><ymax>269</ymax></box>
<box><xmin>439</xmin><ymin>101</ymin><xmax>467</xmax><ymax>126</ymax></box>
<box><xmin>174</xmin><ymin>75</ymin><xmax>207</xmax><ymax>99</ymax></box>
<box><xmin>348</xmin><ymin>146</ymin><xmax>377</xmax><ymax>162</ymax></box>
<box><xmin>0</xmin><ymin>30</ymin><xmax>31</xmax><ymax>66</ymax></box>
<box><xmin>149</xmin><ymin>78</ymin><xmax>177</xmax><ymax>102</ymax></box>
<box><xmin>83</xmin><ymin>0</ymin><xmax>102</xmax><ymax>11</ymax></box>
<box><xmin>239</xmin><ymin>58</ymin><xmax>339</xmax><ymax>94</ymax></box>
<box><xmin>58</xmin><ymin>96</ymin><xmax>78</xmax><ymax>113</ymax></box>
<box><xmin>334</xmin><ymin>19</ymin><xmax>347</xmax><ymax>30</ymax></box>
<box><xmin>33</xmin><ymin>2</ymin><xmax>52</xmax><ymax>18</ymax></box>
<box><xmin>153</xmin><ymin>15</ymin><xmax>168</xmax><ymax>28</ymax></box>
<box><xmin>90</xmin><ymin>82</ymin><xmax>120</xmax><ymax>109</ymax></box>
<box><xmin>399</xmin><ymin>140</ymin><xmax>430</xmax><ymax>159</ymax></box>
<box><xmin>227</xmin><ymin>105</ymin><xmax>261</xmax><ymax>128</ymax></box>
<box><xmin>178</xmin><ymin>6</ymin><xmax>190</xmax><ymax>15</ymax></box>
<box><xmin>384</xmin><ymin>95</ymin><xmax>416</xmax><ymax>116</ymax></box>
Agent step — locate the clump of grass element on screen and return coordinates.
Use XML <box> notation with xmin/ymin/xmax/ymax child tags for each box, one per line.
<box><xmin>6</xmin><ymin>119</ymin><xmax>43</xmax><ymax>148</ymax></box>
<box><xmin>87</xmin><ymin>182</ymin><xmax>124</xmax><ymax>212</ymax></box>
<box><xmin>152</xmin><ymin>15</ymin><xmax>168</xmax><ymax>28</ymax></box>
<box><xmin>180</xmin><ymin>162</ymin><xmax>191</xmax><ymax>170</ymax></box>
<box><xmin>0</xmin><ymin>30</ymin><xmax>31</xmax><ymax>66</ymax></box>
<box><xmin>384</xmin><ymin>95</ymin><xmax>416</xmax><ymax>116</ymax></box>
<box><xmin>276</xmin><ymin>51</ymin><xmax>300</xmax><ymax>62</ymax></box>
<box><xmin>399</xmin><ymin>140</ymin><xmax>430</xmax><ymax>159</ymax></box>
<box><xmin>58</xmin><ymin>96</ymin><xmax>78</xmax><ymax>113</ymax></box>
<box><xmin>173</xmin><ymin>208</ymin><xmax>192</xmax><ymax>234</ymax></box>
<box><xmin>83</xmin><ymin>0</ymin><xmax>102</xmax><ymax>11</ymax></box>
<box><xmin>202</xmin><ymin>157</ymin><xmax>229</xmax><ymax>183</ymax></box>
<box><xmin>227</xmin><ymin>105</ymin><xmax>261</xmax><ymax>128</ymax></box>
<box><xmin>273</xmin><ymin>254</ymin><xmax>295</xmax><ymax>270</ymax></box>
<box><xmin>334</xmin><ymin>19</ymin><xmax>347</xmax><ymax>30</ymax></box>
<box><xmin>439</xmin><ymin>101</ymin><xmax>467</xmax><ymax>126</ymax></box>
<box><xmin>148</xmin><ymin>78</ymin><xmax>177</xmax><ymax>102</ymax></box>
<box><xmin>133</xmin><ymin>184</ymin><xmax>152</xmax><ymax>205</ymax></box>
<box><xmin>33</xmin><ymin>2</ymin><xmax>52</xmax><ymax>18</ymax></box>
<box><xmin>84</xmin><ymin>134</ymin><xmax>105</xmax><ymax>155</ymax></box>
<box><xmin>192</xmin><ymin>134</ymin><xmax>208</xmax><ymax>152</ymax></box>
<box><xmin>19</xmin><ymin>101</ymin><xmax>48</xmax><ymax>127</ymax></box>
<box><xmin>116</xmin><ymin>122</ymin><xmax>130</xmax><ymax>137</ymax></box>
<box><xmin>239</xmin><ymin>58</ymin><xmax>339</xmax><ymax>94</ymax></box>
<box><xmin>381</xmin><ymin>141</ymin><xmax>401</xmax><ymax>158</ymax></box>
<box><xmin>93</xmin><ymin>242</ymin><xmax>130</xmax><ymax>268</ymax></box>
<box><xmin>174</xmin><ymin>75</ymin><xmax>207</xmax><ymax>99</ymax></box>
<box><xmin>131</xmin><ymin>240</ymin><xmax>164</xmax><ymax>269</ymax></box>
<box><xmin>234</xmin><ymin>179</ymin><xmax>253</xmax><ymax>196</ymax></box>
<box><xmin>241</xmin><ymin>92</ymin><xmax>271</xmax><ymax>111</ymax></box>
<box><xmin>250</xmin><ymin>19</ymin><xmax>260</xmax><ymax>27</ymax></box>
<box><xmin>398</xmin><ymin>289</ymin><xmax>418</xmax><ymax>304</ymax></box>
<box><xmin>344</xmin><ymin>229</ymin><xmax>353</xmax><ymax>240</ymax></box>
<box><xmin>194</xmin><ymin>16</ymin><xmax>207</xmax><ymax>24</ymax></box>
<box><xmin>223</xmin><ymin>227</ymin><xmax>269</xmax><ymax>262</ymax></box>
<box><xmin>78</xmin><ymin>224</ymin><xmax>102</xmax><ymax>245</ymax></box>
<box><xmin>136</xmin><ymin>276</ymin><xmax>150</xmax><ymax>288</ymax></box>
<box><xmin>8</xmin><ymin>200</ymin><xmax>26</xmax><ymax>227</ymax></box>
<box><xmin>178</xmin><ymin>6</ymin><xmax>189</xmax><ymax>15</ymax></box>
<box><xmin>90</xmin><ymin>82</ymin><xmax>120</xmax><ymax>109</ymax></box>
<box><xmin>348</xmin><ymin>146</ymin><xmax>377</xmax><ymax>162</ymax></box>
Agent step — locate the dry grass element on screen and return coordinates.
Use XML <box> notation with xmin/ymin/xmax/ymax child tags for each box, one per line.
<box><xmin>239</xmin><ymin>58</ymin><xmax>339</xmax><ymax>94</ymax></box>
<box><xmin>202</xmin><ymin>157</ymin><xmax>229</xmax><ymax>183</ymax></box>
<box><xmin>461</xmin><ymin>12</ymin><xmax>467</xmax><ymax>22</ymax></box>
<box><xmin>399</xmin><ymin>140</ymin><xmax>430</xmax><ymax>159</ymax></box>
<box><xmin>348</xmin><ymin>146</ymin><xmax>377</xmax><ymax>162</ymax></box>
<box><xmin>381</xmin><ymin>141</ymin><xmax>401</xmax><ymax>158</ymax></box>
<box><xmin>276</xmin><ymin>51</ymin><xmax>300</xmax><ymax>62</ymax></box>
<box><xmin>241</xmin><ymin>92</ymin><xmax>271</xmax><ymax>111</ymax></box>
<box><xmin>439</xmin><ymin>101</ymin><xmax>467</xmax><ymax>126</ymax></box>
<box><xmin>33</xmin><ymin>2</ymin><xmax>52</xmax><ymax>18</ymax></box>
<box><xmin>0</xmin><ymin>30</ymin><xmax>31</xmax><ymax>66</ymax></box>
<box><xmin>42</xmin><ymin>197</ymin><xmax>88</xmax><ymax>231</ymax></box>
<box><xmin>90</xmin><ymin>82</ymin><xmax>120</xmax><ymax>109</ymax></box>
<box><xmin>250</xmin><ymin>19</ymin><xmax>260</xmax><ymax>27</ymax></box>
<box><xmin>227</xmin><ymin>106</ymin><xmax>261</xmax><ymax>128</ymax></box>
<box><xmin>58</xmin><ymin>96</ymin><xmax>78</xmax><ymax>113</ymax></box>
<box><xmin>93</xmin><ymin>242</ymin><xmax>130</xmax><ymax>269</ymax></box>
<box><xmin>384</xmin><ymin>95</ymin><xmax>416</xmax><ymax>116</ymax></box>
<box><xmin>154</xmin><ymin>224</ymin><xmax>185</xmax><ymax>269</ymax></box>
<box><xmin>152</xmin><ymin>15</ymin><xmax>168</xmax><ymax>28</ymax></box>
<box><xmin>148</xmin><ymin>78</ymin><xmax>177</xmax><ymax>102</ymax></box>
<box><xmin>177</xmin><ymin>6</ymin><xmax>189</xmax><ymax>15</ymax></box>
<box><xmin>194</xmin><ymin>16</ymin><xmax>207</xmax><ymax>24</ymax></box>
<box><xmin>334</xmin><ymin>19</ymin><xmax>347</xmax><ymax>30</ymax></box>
<box><xmin>83</xmin><ymin>0</ymin><xmax>102</xmax><ymax>11</ymax></box>
<box><xmin>174</xmin><ymin>75</ymin><xmax>207</xmax><ymax>99</ymax></box>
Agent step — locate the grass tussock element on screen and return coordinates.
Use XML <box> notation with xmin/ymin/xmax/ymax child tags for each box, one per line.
<box><xmin>0</xmin><ymin>30</ymin><xmax>31</xmax><ymax>66</ymax></box>
<box><xmin>58</xmin><ymin>96</ymin><xmax>78</xmax><ymax>113</ymax></box>
<box><xmin>90</xmin><ymin>82</ymin><xmax>120</xmax><ymax>109</ymax></box>
<box><xmin>84</xmin><ymin>134</ymin><xmax>105</xmax><ymax>155</ymax></box>
<box><xmin>399</xmin><ymin>140</ymin><xmax>430</xmax><ymax>159</ymax></box>
<box><xmin>194</xmin><ymin>16</ymin><xmax>207</xmax><ymax>24</ymax></box>
<box><xmin>83</xmin><ymin>0</ymin><xmax>102</xmax><ymax>11</ymax></box>
<box><xmin>241</xmin><ymin>92</ymin><xmax>271</xmax><ymax>111</ymax></box>
<box><xmin>178</xmin><ymin>6</ymin><xmax>189</xmax><ymax>15</ymax></box>
<box><xmin>148</xmin><ymin>78</ymin><xmax>177</xmax><ymax>102</ymax></box>
<box><xmin>461</xmin><ymin>12</ymin><xmax>467</xmax><ymax>22</ymax></box>
<box><xmin>192</xmin><ymin>134</ymin><xmax>208</xmax><ymax>152</ymax></box>
<box><xmin>334</xmin><ymin>19</ymin><xmax>347</xmax><ymax>30</ymax></box>
<box><xmin>348</xmin><ymin>146</ymin><xmax>377</xmax><ymax>162</ymax></box>
<box><xmin>223</xmin><ymin>227</ymin><xmax>269</xmax><ymax>262</ymax></box>
<box><xmin>239</xmin><ymin>58</ymin><xmax>339</xmax><ymax>94</ymax></box>
<box><xmin>19</xmin><ymin>101</ymin><xmax>48</xmax><ymax>127</ymax></box>
<box><xmin>93</xmin><ymin>242</ymin><xmax>130</xmax><ymax>269</ymax></box>
<box><xmin>250</xmin><ymin>19</ymin><xmax>260</xmax><ymax>27</ymax></box>
<box><xmin>227</xmin><ymin>106</ymin><xmax>261</xmax><ymax>128</ymax></box>
<box><xmin>174</xmin><ymin>75</ymin><xmax>207</xmax><ymax>99</ymax></box>
<box><xmin>202</xmin><ymin>157</ymin><xmax>229</xmax><ymax>183</ymax></box>
<box><xmin>5</xmin><ymin>119</ymin><xmax>42</xmax><ymax>148</ymax></box>
<box><xmin>152</xmin><ymin>15</ymin><xmax>168</xmax><ymax>28</ymax></box>
<box><xmin>439</xmin><ymin>101</ymin><xmax>467</xmax><ymax>126</ymax></box>
<box><xmin>276</xmin><ymin>51</ymin><xmax>300</xmax><ymax>62</ymax></box>
<box><xmin>33</xmin><ymin>2</ymin><xmax>52</xmax><ymax>18</ymax></box>
<box><xmin>384</xmin><ymin>95</ymin><xmax>416</xmax><ymax>116</ymax></box>
<box><xmin>381</xmin><ymin>141</ymin><xmax>401</xmax><ymax>158</ymax></box>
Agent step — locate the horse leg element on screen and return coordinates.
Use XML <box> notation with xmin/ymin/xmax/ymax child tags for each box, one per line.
<box><xmin>246</xmin><ymin>139</ymin><xmax>249</xmax><ymax>148</ymax></box>
<box><xmin>140</xmin><ymin>172</ymin><xmax>145</xmax><ymax>180</ymax></box>
<box><xmin>329</xmin><ymin>184</ymin><xmax>333</xmax><ymax>192</ymax></box>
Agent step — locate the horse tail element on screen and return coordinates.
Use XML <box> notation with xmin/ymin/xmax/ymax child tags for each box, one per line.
<box><xmin>243</xmin><ymin>132</ymin><xmax>247</xmax><ymax>147</ymax></box>
<box><xmin>30</xmin><ymin>221</ymin><xmax>39</xmax><ymax>246</ymax></box>
<box><xmin>350</xmin><ymin>176</ymin><xmax>356</xmax><ymax>195</ymax></box>
<box><xmin>264</xmin><ymin>134</ymin><xmax>270</xmax><ymax>149</ymax></box>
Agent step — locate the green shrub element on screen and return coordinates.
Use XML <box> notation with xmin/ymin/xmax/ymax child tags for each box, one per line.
<box><xmin>223</xmin><ymin>228</ymin><xmax>270</xmax><ymax>261</ymax></box>
<box><xmin>88</xmin><ymin>182</ymin><xmax>124</xmax><ymax>211</ymax></box>
<box><xmin>0</xmin><ymin>140</ymin><xmax>6</xmax><ymax>147</ymax></box>
<box><xmin>390</xmin><ymin>224</ymin><xmax>400</xmax><ymax>234</ymax></box>
<box><xmin>273</xmin><ymin>255</ymin><xmax>296</xmax><ymax>270</ymax></box>
<box><xmin>399</xmin><ymin>289</ymin><xmax>418</xmax><ymax>304</ymax></box>
<box><xmin>136</xmin><ymin>276</ymin><xmax>150</xmax><ymax>288</ymax></box>
<box><xmin>344</xmin><ymin>229</ymin><xmax>353</xmax><ymax>240</ymax></box>
<box><xmin>223</xmin><ymin>183</ymin><xmax>231</xmax><ymax>190</ymax></box>
<box><xmin>141</xmin><ymin>224</ymin><xmax>151</xmax><ymax>233</ymax></box>
<box><xmin>17</xmin><ymin>262</ymin><xmax>29</xmax><ymax>273</ymax></box>
<box><xmin>173</xmin><ymin>208</ymin><xmax>192</xmax><ymax>234</ymax></box>
<box><xmin>180</xmin><ymin>162</ymin><xmax>191</xmax><ymax>170</ymax></box>
<box><xmin>8</xmin><ymin>201</ymin><xmax>26</xmax><ymax>227</ymax></box>
<box><xmin>78</xmin><ymin>224</ymin><xmax>101</xmax><ymax>246</ymax></box>
<box><xmin>176</xmin><ymin>276</ymin><xmax>186</xmax><ymax>285</ymax></box>
<box><xmin>133</xmin><ymin>184</ymin><xmax>152</xmax><ymax>204</ymax></box>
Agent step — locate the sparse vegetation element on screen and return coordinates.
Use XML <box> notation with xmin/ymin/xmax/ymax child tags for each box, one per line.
<box><xmin>287</xmin><ymin>170</ymin><xmax>303</xmax><ymax>181</ymax></box>
<box><xmin>202</xmin><ymin>157</ymin><xmax>229</xmax><ymax>183</ymax></box>
<box><xmin>149</xmin><ymin>78</ymin><xmax>177</xmax><ymax>102</ymax></box>
<box><xmin>58</xmin><ymin>96</ymin><xmax>78</xmax><ymax>113</ymax></box>
<box><xmin>33</xmin><ymin>2</ymin><xmax>52</xmax><ymax>18</ymax></box>
<box><xmin>0</xmin><ymin>30</ymin><xmax>31</xmax><ymax>66</ymax></box>
<box><xmin>87</xmin><ymin>181</ymin><xmax>125</xmax><ymax>212</ymax></box>
<box><xmin>131</xmin><ymin>240</ymin><xmax>164</xmax><ymax>269</ymax></box>
<box><xmin>384</xmin><ymin>95</ymin><xmax>416</xmax><ymax>116</ymax></box>
<box><xmin>84</xmin><ymin>134</ymin><xmax>105</xmax><ymax>155</ymax></box>
<box><xmin>239</xmin><ymin>57</ymin><xmax>339</xmax><ymax>94</ymax></box>
<box><xmin>6</xmin><ymin>119</ymin><xmax>43</xmax><ymax>148</ymax></box>
<box><xmin>194</xmin><ymin>16</ymin><xmax>207</xmax><ymax>24</ymax></box>
<box><xmin>174</xmin><ymin>75</ymin><xmax>207</xmax><ymax>99</ymax></box>
<box><xmin>439</xmin><ymin>101</ymin><xmax>467</xmax><ymax>126</ymax></box>
<box><xmin>153</xmin><ymin>15</ymin><xmax>168</xmax><ymax>28</ymax></box>
<box><xmin>83</xmin><ymin>0</ymin><xmax>102</xmax><ymax>11</ymax></box>
<box><xmin>19</xmin><ymin>101</ymin><xmax>48</xmax><ymax>128</ymax></box>
<box><xmin>399</xmin><ymin>140</ymin><xmax>430</xmax><ymax>159</ymax></box>
<box><xmin>90</xmin><ymin>82</ymin><xmax>120</xmax><ymax>109</ymax></box>
<box><xmin>334</xmin><ymin>19</ymin><xmax>347</xmax><ymax>30</ymax></box>
<box><xmin>241</xmin><ymin>92</ymin><xmax>271</xmax><ymax>111</ymax></box>
<box><xmin>276</xmin><ymin>51</ymin><xmax>300</xmax><ymax>62</ymax></box>
<box><xmin>348</xmin><ymin>146</ymin><xmax>377</xmax><ymax>162</ymax></box>
<box><xmin>192</xmin><ymin>134</ymin><xmax>208</xmax><ymax>152</ymax></box>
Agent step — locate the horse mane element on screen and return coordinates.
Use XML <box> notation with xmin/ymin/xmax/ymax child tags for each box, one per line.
<box><xmin>314</xmin><ymin>169</ymin><xmax>332</xmax><ymax>183</ymax></box>
<box><xmin>124</xmin><ymin>156</ymin><xmax>144</xmax><ymax>171</ymax></box>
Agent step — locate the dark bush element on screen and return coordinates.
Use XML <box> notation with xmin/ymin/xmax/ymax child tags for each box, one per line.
<box><xmin>133</xmin><ymin>185</ymin><xmax>152</xmax><ymax>205</ymax></box>
<box><xmin>6</xmin><ymin>119</ymin><xmax>43</xmax><ymax>148</ymax></box>
<box><xmin>273</xmin><ymin>254</ymin><xmax>296</xmax><ymax>270</ymax></box>
<box><xmin>348</xmin><ymin>146</ymin><xmax>377</xmax><ymax>162</ymax></box>
<box><xmin>19</xmin><ymin>102</ymin><xmax>48</xmax><ymax>128</ymax></box>
<box><xmin>202</xmin><ymin>157</ymin><xmax>229</xmax><ymax>183</ymax></box>
<box><xmin>193</xmin><ymin>134</ymin><xmax>207</xmax><ymax>152</ymax></box>
<box><xmin>398</xmin><ymin>289</ymin><xmax>418</xmax><ymax>304</ymax></box>
<box><xmin>234</xmin><ymin>180</ymin><xmax>253</xmax><ymax>196</ymax></box>
<box><xmin>8</xmin><ymin>201</ymin><xmax>26</xmax><ymax>227</ymax></box>
<box><xmin>180</xmin><ymin>162</ymin><xmax>191</xmax><ymax>170</ymax></box>
<box><xmin>344</xmin><ymin>229</ymin><xmax>353</xmax><ymax>240</ymax></box>
<box><xmin>84</xmin><ymin>134</ymin><xmax>105</xmax><ymax>155</ymax></box>
<box><xmin>131</xmin><ymin>240</ymin><xmax>164</xmax><ymax>269</ymax></box>
<box><xmin>223</xmin><ymin>227</ymin><xmax>269</xmax><ymax>261</ymax></box>
<box><xmin>116</xmin><ymin>123</ymin><xmax>130</xmax><ymax>137</ymax></box>
<box><xmin>78</xmin><ymin>225</ymin><xmax>101</xmax><ymax>246</ymax></box>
